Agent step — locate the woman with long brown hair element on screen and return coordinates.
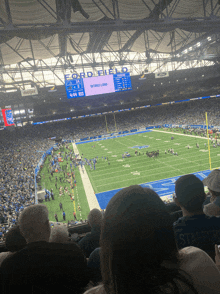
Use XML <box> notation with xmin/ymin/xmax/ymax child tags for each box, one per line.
<box><xmin>84</xmin><ymin>185</ymin><xmax>220</xmax><ymax>294</ymax></box>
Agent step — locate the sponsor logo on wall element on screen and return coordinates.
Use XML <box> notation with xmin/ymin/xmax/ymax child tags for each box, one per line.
<box><xmin>155</xmin><ymin>72</ymin><xmax>169</xmax><ymax>78</ymax></box>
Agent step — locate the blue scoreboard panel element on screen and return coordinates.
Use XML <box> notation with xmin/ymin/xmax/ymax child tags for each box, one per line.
<box><xmin>65</xmin><ymin>72</ymin><xmax>132</xmax><ymax>99</ymax></box>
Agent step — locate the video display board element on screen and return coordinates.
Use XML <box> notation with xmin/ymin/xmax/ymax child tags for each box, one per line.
<box><xmin>1</xmin><ymin>108</ymin><xmax>15</xmax><ymax>127</ymax></box>
<box><xmin>65</xmin><ymin>72</ymin><xmax>132</xmax><ymax>99</ymax></box>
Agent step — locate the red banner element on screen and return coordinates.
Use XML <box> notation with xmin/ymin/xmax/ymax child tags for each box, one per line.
<box><xmin>2</xmin><ymin>108</ymin><xmax>15</xmax><ymax>127</ymax></box>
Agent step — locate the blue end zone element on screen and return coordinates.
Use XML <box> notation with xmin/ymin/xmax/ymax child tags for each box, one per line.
<box><xmin>96</xmin><ymin>169</ymin><xmax>211</xmax><ymax>209</ymax></box>
<box><xmin>76</xmin><ymin>130</ymin><xmax>152</xmax><ymax>145</ymax></box>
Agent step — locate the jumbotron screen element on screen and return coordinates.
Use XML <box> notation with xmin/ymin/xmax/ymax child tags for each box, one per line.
<box><xmin>1</xmin><ymin>108</ymin><xmax>15</xmax><ymax>127</ymax></box>
<box><xmin>65</xmin><ymin>72</ymin><xmax>132</xmax><ymax>99</ymax></box>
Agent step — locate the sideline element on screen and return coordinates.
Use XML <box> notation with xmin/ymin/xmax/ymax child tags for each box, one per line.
<box><xmin>72</xmin><ymin>143</ymin><xmax>100</xmax><ymax>211</ymax></box>
<box><xmin>152</xmin><ymin>129</ymin><xmax>211</xmax><ymax>140</ymax></box>
<box><xmin>76</xmin><ymin>130</ymin><xmax>153</xmax><ymax>145</ymax></box>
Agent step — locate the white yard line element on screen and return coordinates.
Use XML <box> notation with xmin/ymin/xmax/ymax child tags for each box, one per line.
<box><xmin>116</xmin><ymin>140</ymin><xmax>129</xmax><ymax>147</ymax></box>
<box><xmin>72</xmin><ymin>143</ymin><xmax>100</xmax><ymax>211</ymax></box>
<box><xmin>153</xmin><ymin>129</ymin><xmax>212</xmax><ymax>140</ymax></box>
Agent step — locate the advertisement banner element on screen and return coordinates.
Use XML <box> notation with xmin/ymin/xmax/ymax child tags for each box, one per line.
<box><xmin>2</xmin><ymin>108</ymin><xmax>15</xmax><ymax>127</ymax></box>
<box><xmin>155</xmin><ymin>72</ymin><xmax>169</xmax><ymax>78</ymax></box>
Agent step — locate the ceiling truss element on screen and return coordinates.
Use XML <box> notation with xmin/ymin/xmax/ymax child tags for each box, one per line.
<box><xmin>0</xmin><ymin>0</ymin><xmax>219</xmax><ymax>91</ymax></box>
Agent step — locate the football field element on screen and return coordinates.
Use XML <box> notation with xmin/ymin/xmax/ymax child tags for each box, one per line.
<box><xmin>39</xmin><ymin>129</ymin><xmax>218</xmax><ymax>222</ymax></box>
<box><xmin>76</xmin><ymin>129</ymin><xmax>219</xmax><ymax>194</ymax></box>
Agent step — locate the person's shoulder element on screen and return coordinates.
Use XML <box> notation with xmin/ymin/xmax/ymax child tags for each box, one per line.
<box><xmin>204</xmin><ymin>214</ymin><xmax>220</xmax><ymax>221</ymax></box>
<box><xmin>83</xmin><ymin>284</ymin><xmax>105</xmax><ymax>294</ymax></box>
<box><xmin>173</xmin><ymin>216</ymin><xmax>186</xmax><ymax>227</ymax></box>
<box><xmin>92</xmin><ymin>247</ymin><xmax>101</xmax><ymax>253</ymax></box>
<box><xmin>180</xmin><ymin>246</ymin><xmax>206</xmax><ymax>255</ymax></box>
<box><xmin>179</xmin><ymin>246</ymin><xmax>220</xmax><ymax>293</ymax></box>
<box><xmin>0</xmin><ymin>251</ymin><xmax>15</xmax><ymax>264</ymax></box>
<box><xmin>0</xmin><ymin>249</ymin><xmax>23</xmax><ymax>268</ymax></box>
<box><xmin>204</xmin><ymin>202</ymin><xmax>220</xmax><ymax>210</ymax></box>
<box><xmin>89</xmin><ymin>247</ymin><xmax>101</xmax><ymax>259</ymax></box>
<box><xmin>179</xmin><ymin>246</ymin><xmax>216</xmax><ymax>267</ymax></box>
<box><xmin>79</xmin><ymin>231</ymin><xmax>92</xmax><ymax>240</ymax></box>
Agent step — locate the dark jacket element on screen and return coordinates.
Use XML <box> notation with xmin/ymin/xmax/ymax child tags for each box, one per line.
<box><xmin>173</xmin><ymin>214</ymin><xmax>220</xmax><ymax>260</ymax></box>
<box><xmin>0</xmin><ymin>241</ymin><xmax>91</xmax><ymax>293</ymax></box>
<box><xmin>78</xmin><ymin>225</ymin><xmax>101</xmax><ymax>258</ymax></box>
<box><xmin>87</xmin><ymin>247</ymin><xmax>102</xmax><ymax>285</ymax></box>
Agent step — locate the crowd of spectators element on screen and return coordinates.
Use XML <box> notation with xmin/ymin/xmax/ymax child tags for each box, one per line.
<box><xmin>0</xmin><ymin>131</ymin><xmax>54</xmax><ymax>243</ymax></box>
<box><xmin>25</xmin><ymin>97</ymin><xmax>220</xmax><ymax>140</ymax></box>
<box><xmin>0</xmin><ymin>173</ymin><xmax>220</xmax><ymax>293</ymax></box>
<box><xmin>0</xmin><ymin>98</ymin><xmax>220</xmax><ymax>291</ymax></box>
<box><xmin>0</xmin><ymin>97</ymin><xmax>220</xmax><ymax>241</ymax></box>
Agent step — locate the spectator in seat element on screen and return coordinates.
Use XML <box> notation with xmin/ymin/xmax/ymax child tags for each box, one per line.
<box><xmin>49</xmin><ymin>223</ymin><xmax>69</xmax><ymax>243</ymax></box>
<box><xmin>78</xmin><ymin>208</ymin><xmax>103</xmax><ymax>258</ymax></box>
<box><xmin>84</xmin><ymin>185</ymin><xmax>220</xmax><ymax>294</ymax></box>
<box><xmin>202</xmin><ymin>169</ymin><xmax>220</xmax><ymax>217</ymax></box>
<box><xmin>0</xmin><ymin>225</ymin><xmax>27</xmax><ymax>266</ymax></box>
<box><xmin>173</xmin><ymin>174</ymin><xmax>220</xmax><ymax>260</ymax></box>
<box><xmin>0</xmin><ymin>204</ymin><xmax>91</xmax><ymax>293</ymax></box>
<box><xmin>87</xmin><ymin>247</ymin><xmax>102</xmax><ymax>286</ymax></box>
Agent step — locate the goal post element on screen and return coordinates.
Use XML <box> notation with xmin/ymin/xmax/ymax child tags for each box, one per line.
<box><xmin>205</xmin><ymin>112</ymin><xmax>212</xmax><ymax>171</ymax></box>
<box><xmin>113</xmin><ymin>113</ymin><xmax>118</xmax><ymax>132</ymax></box>
<box><xmin>105</xmin><ymin>115</ymin><xmax>109</xmax><ymax>133</ymax></box>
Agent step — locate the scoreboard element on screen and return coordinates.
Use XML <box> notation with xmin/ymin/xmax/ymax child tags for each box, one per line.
<box><xmin>1</xmin><ymin>108</ymin><xmax>14</xmax><ymax>127</ymax></box>
<box><xmin>65</xmin><ymin>72</ymin><xmax>132</xmax><ymax>99</ymax></box>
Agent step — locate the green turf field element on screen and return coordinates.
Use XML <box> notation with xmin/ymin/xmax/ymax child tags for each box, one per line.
<box><xmin>39</xmin><ymin>129</ymin><xmax>220</xmax><ymax>223</ymax></box>
<box><xmin>76</xmin><ymin>129</ymin><xmax>220</xmax><ymax>194</ymax></box>
<box><xmin>39</xmin><ymin>144</ymin><xmax>90</xmax><ymax>223</ymax></box>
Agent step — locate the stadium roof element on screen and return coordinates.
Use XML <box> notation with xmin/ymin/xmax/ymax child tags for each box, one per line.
<box><xmin>0</xmin><ymin>0</ymin><xmax>220</xmax><ymax>66</ymax></box>
<box><xmin>0</xmin><ymin>0</ymin><xmax>219</xmax><ymax>95</ymax></box>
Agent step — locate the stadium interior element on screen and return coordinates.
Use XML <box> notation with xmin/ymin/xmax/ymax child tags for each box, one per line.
<box><xmin>1</xmin><ymin>1</ymin><xmax>220</xmax><ymax>293</ymax></box>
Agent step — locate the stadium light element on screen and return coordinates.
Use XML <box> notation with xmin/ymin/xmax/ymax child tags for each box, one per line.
<box><xmin>6</xmin><ymin>89</ymin><xmax>17</xmax><ymax>93</ymax></box>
